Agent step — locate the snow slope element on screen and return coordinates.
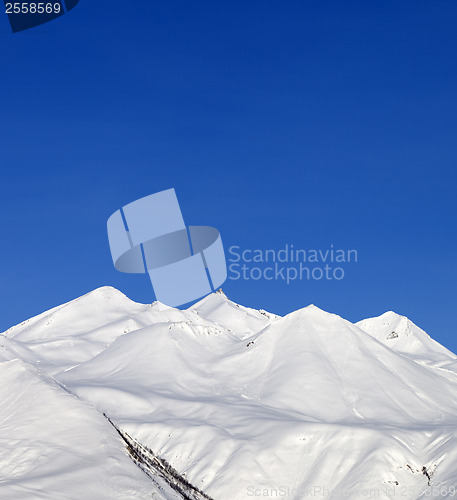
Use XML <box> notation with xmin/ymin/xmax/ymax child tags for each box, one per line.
<box><xmin>0</xmin><ymin>352</ymin><xmax>155</xmax><ymax>499</ymax></box>
<box><xmin>2</xmin><ymin>287</ymin><xmax>457</xmax><ymax>499</ymax></box>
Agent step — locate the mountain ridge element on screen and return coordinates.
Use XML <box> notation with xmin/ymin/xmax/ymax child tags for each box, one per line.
<box><xmin>1</xmin><ymin>286</ymin><xmax>457</xmax><ymax>499</ymax></box>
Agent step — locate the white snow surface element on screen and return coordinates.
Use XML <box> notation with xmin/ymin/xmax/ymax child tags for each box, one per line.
<box><xmin>2</xmin><ymin>286</ymin><xmax>457</xmax><ymax>499</ymax></box>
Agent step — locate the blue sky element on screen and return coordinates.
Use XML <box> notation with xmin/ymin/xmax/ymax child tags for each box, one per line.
<box><xmin>1</xmin><ymin>1</ymin><xmax>456</xmax><ymax>352</ymax></box>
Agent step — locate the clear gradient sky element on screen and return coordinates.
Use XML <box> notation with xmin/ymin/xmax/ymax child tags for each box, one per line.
<box><xmin>1</xmin><ymin>1</ymin><xmax>456</xmax><ymax>352</ymax></box>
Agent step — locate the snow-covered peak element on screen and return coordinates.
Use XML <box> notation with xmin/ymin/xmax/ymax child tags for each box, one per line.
<box><xmin>358</xmin><ymin>310</ymin><xmax>414</xmax><ymax>337</ymax></box>
<box><xmin>279</xmin><ymin>303</ymin><xmax>344</xmax><ymax>328</ymax></box>
<box><xmin>357</xmin><ymin>311</ymin><xmax>456</xmax><ymax>366</ymax></box>
<box><xmin>2</xmin><ymin>287</ymin><xmax>156</xmax><ymax>374</ymax></box>
<box><xmin>4</xmin><ymin>286</ymin><xmax>140</xmax><ymax>339</ymax></box>
<box><xmin>82</xmin><ymin>284</ymin><xmax>132</xmax><ymax>300</ymax></box>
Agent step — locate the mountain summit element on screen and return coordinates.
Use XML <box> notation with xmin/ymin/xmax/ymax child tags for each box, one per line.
<box><xmin>1</xmin><ymin>287</ymin><xmax>457</xmax><ymax>499</ymax></box>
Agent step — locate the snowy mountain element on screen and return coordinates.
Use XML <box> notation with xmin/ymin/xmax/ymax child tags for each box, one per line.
<box><xmin>357</xmin><ymin>311</ymin><xmax>457</xmax><ymax>370</ymax></box>
<box><xmin>1</xmin><ymin>287</ymin><xmax>457</xmax><ymax>499</ymax></box>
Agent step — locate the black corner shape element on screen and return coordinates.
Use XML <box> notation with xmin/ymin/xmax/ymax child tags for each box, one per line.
<box><xmin>3</xmin><ymin>0</ymin><xmax>80</xmax><ymax>33</ymax></box>
<box><xmin>63</xmin><ymin>0</ymin><xmax>78</xmax><ymax>12</ymax></box>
